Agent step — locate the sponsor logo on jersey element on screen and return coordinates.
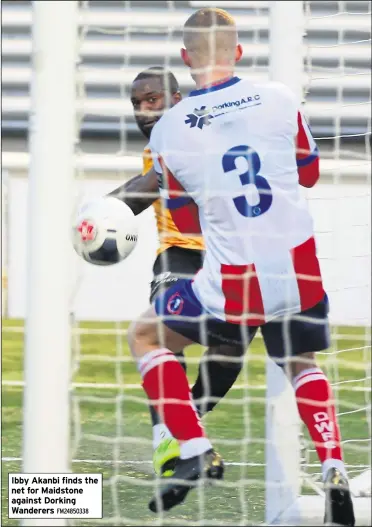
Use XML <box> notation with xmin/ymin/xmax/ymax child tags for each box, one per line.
<box><xmin>185</xmin><ymin>106</ymin><xmax>214</xmax><ymax>129</ymax></box>
<box><xmin>167</xmin><ymin>292</ymin><xmax>184</xmax><ymax>315</ymax></box>
<box><xmin>212</xmin><ymin>94</ymin><xmax>261</xmax><ymax>111</ymax></box>
<box><xmin>185</xmin><ymin>96</ymin><xmax>261</xmax><ymax>129</ymax></box>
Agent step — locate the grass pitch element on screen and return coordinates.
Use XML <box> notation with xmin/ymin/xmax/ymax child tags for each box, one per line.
<box><xmin>2</xmin><ymin>320</ymin><xmax>370</xmax><ymax>525</ymax></box>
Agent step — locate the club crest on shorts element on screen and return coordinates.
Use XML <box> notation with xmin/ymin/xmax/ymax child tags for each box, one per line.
<box><xmin>167</xmin><ymin>293</ymin><xmax>184</xmax><ymax>315</ymax></box>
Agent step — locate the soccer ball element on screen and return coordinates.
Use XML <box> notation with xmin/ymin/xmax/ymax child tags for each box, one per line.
<box><xmin>72</xmin><ymin>197</ymin><xmax>138</xmax><ymax>265</ymax></box>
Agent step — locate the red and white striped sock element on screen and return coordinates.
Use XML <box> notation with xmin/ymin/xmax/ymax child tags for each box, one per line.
<box><xmin>293</xmin><ymin>367</ymin><xmax>347</xmax><ymax>480</ymax></box>
<box><xmin>139</xmin><ymin>349</ymin><xmax>212</xmax><ymax>458</ymax></box>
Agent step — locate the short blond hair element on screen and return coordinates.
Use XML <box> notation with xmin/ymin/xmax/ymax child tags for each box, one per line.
<box><xmin>183</xmin><ymin>8</ymin><xmax>237</xmax><ymax>67</ymax></box>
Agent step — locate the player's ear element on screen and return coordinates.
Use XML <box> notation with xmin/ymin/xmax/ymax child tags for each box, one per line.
<box><xmin>181</xmin><ymin>48</ymin><xmax>191</xmax><ymax>67</ymax></box>
<box><xmin>173</xmin><ymin>91</ymin><xmax>182</xmax><ymax>105</ymax></box>
<box><xmin>235</xmin><ymin>44</ymin><xmax>243</xmax><ymax>63</ymax></box>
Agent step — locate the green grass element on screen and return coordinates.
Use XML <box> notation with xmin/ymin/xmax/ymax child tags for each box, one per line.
<box><xmin>2</xmin><ymin>320</ymin><xmax>371</xmax><ymax>526</ymax></box>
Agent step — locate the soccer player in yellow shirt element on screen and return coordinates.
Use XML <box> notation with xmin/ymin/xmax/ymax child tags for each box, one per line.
<box><xmin>109</xmin><ymin>67</ymin><xmax>245</xmax><ymax>477</ymax></box>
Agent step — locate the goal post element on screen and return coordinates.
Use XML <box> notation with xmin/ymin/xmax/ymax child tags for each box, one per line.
<box><xmin>269</xmin><ymin>0</ymin><xmax>305</xmax><ymax>105</ymax></box>
<box><xmin>22</xmin><ymin>2</ymin><xmax>78</xmax><ymax>526</ymax></box>
<box><xmin>265</xmin><ymin>2</ymin><xmax>305</xmax><ymax>524</ymax></box>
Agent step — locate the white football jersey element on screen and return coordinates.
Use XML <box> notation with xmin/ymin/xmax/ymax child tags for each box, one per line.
<box><xmin>150</xmin><ymin>77</ymin><xmax>324</xmax><ymax>325</ymax></box>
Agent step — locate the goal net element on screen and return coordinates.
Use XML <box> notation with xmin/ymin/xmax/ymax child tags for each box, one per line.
<box><xmin>1</xmin><ymin>0</ymin><xmax>371</xmax><ymax>526</ymax></box>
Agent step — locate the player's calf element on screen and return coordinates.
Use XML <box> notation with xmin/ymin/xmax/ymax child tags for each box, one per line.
<box><xmin>192</xmin><ymin>344</ymin><xmax>244</xmax><ymax>416</ymax></box>
<box><xmin>151</xmin><ymin>344</ymin><xmax>243</xmax><ymax>476</ymax></box>
<box><xmin>263</xmin><ymin>297</ymin><xmax>353</xmax><ymax>518</ymax></box>
<box><xmin>289</xmin><ymin>354</ymin><xmax>355</xmax><ymax>525</ymax></box>
<box><xmin>291</xmin><ymin>358</ymin><xmax>347</xmax><ymax>479</ymax></box>
<box><xmin>128</xmin><ymin>306</ymin><xmax>218</xmax><ymax>484</ymax></box>
<box><xmin>149</xmin><ymin>349</ymin><xmax>187</xmax><ymax>476</ymax></box>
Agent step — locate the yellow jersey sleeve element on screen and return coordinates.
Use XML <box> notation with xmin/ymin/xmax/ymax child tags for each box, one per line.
<box><xmin>142</xmin><ymin>147</ymin><xmax>205</xmax><ymax>255</ymax></box>
<box><xmin>142</xmin><ymin>146</ymin><xmax>154</xmax><ymax>175</ymax></box>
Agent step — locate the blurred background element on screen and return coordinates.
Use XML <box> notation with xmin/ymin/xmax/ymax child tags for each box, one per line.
<box><xmin>2</xmin><ymin>0</ymin><xmax>371</xmax><ymax>161</ymax></box>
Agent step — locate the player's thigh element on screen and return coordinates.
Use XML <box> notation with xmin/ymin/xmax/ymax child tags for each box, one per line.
<box><xmin>261</xmin><ymin>294</ymin><xmax>330</xmax><ymax>367</ymax></box>
<box><xmin>155</xmin><ymin>278</ymin><xmax>258</xmax><ymax>348</ymax></box>
<box><xmin>149</xmin><ymin>246</ymin><xmax>204</xmax><ymax>303</ymax></box>
<box><xmin>128</xmin><ymin>305</ymin><xmax>193</xmax><ymax>357</ymax></box>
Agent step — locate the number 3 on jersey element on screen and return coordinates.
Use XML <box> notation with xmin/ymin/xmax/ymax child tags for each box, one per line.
<box><xmin>222</xmin><ymin>145</ymin><xmax>272</xmax><ymax>218</ymax></box>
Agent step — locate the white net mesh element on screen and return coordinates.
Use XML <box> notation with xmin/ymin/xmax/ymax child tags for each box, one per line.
<box><xmin>1</xmin><ymin>0</ymin><xmax>371</xmax><ymax>525</ymax></box>
<box><xmin>299</xmin><ymin>0</ymin><xmax>371</xmax><ymax>500</ymax></box>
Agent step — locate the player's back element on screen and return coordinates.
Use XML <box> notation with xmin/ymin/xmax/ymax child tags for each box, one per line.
<box><xmin>150</xmin><ymin>77</ymin><xmax>324</xmax><ymax>324</ymax></box>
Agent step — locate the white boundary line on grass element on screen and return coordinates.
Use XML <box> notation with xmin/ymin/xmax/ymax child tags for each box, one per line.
<box><xmin>2</xmin><ymin>380</ymin><xmax>267</xmax><ymax>390</ymax></box>
<box><xmin>1</xmin><ymin>457</ymin><xmax>367</xmax><ymax>471</ymax></box>
<box><xmin>0</xmin><ymin>456</ymin><xmax>259</xmax><ymax>467</ymax></box>
<box><xmin>2</xmin><ymin>380</ymin><xmax>371</xmax><ymax>391</ymax></box>
<box><xmin>3</xmin><ymin>325</ymin><xmax>371</xmax><ymax>341</ymax></box>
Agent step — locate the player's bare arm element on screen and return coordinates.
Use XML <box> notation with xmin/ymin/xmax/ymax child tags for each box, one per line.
<box><xmin>107</xmin><ymin>166</ymin><xmax>159</xmax><ymax>216</ymax></box>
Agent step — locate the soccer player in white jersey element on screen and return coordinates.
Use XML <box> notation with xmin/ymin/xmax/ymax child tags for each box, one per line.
<box><xmin>109</xmin><ymin>66</ymin><xmax>246</xmax><ymax>477</ymax></box>
<box><xmin>127</xmin><ymin>8</ymin><xmax>355</xmax><ymax>524</ymax></box>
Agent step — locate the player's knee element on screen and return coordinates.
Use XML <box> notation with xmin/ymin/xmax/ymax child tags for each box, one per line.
<box><xmin>127</xmin><ymin>319</ymin><xmax>140</xmax><ymax>356</ymax></box>
<box><xmin>127</xmin><ymin>318</ymin><xmax>159</xmax><ymax>358</ymax></box>
<box><xmin>207</xmin><ymin>344</ymin><xmax>245</xmax><ymax>370</ymax></box>
<box><xmin>277</xmin><ymin>352</ymin><xmax>317</xmax><ymax>380</ymax></box>
<box><xmin>291</xmin><ymin>351</ymin><xmax>317</xmax><ymax>378</ymax></box>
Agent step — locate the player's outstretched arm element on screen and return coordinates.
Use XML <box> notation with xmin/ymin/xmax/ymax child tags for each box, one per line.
<box><xmin>107</xmin><ymin>166</ymin><xmax>159</xmax><ymax>215</ymax></box>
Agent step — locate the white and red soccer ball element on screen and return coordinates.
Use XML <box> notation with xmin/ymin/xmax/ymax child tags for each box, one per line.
<box><xmin>72</xmin><ymin>197</ymin><xmax>138</xmax><ymax>265</ymax></box>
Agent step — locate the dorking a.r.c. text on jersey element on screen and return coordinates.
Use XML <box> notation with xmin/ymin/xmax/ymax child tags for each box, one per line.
<box><xmin>212</xmin><ymin>94</ymin><xmax>261</xmax><ymax>112</ymax></box>
<box><xmin>185</xmin><ymin>94</ymin><xmax>262</xmax><ymax>129</ymax></box>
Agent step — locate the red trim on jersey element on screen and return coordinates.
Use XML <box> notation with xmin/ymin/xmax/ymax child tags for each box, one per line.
<box><xmin>290</xmin><ymin>236</ymin><xmax>325</xmax><ymax>312</ymax></box>
<box><xmin>298</xmin><ymin>156</ymin><xmax>320</xmax><ymax>188</ymax></box>
<box><xmin>296</xmin><ymin>112</ymin><xmax>312</xmax><ymax>158</ymax></box>
<box><xmin>296</xmin><ymin>112</ymin><xmax>320</xmax><ymax>188</ymax></box>
<box><xmin>172</xmin><ymin>200</ymin><xmax>201</xmax><ymax>235</ymax></box>
<box><xmin>221</xmin><ymin>263</ymin><xmax>265</xmax><ymax>326</ymax></box>
<box><xmin>159</xmin><ymin>157</ymin><xmax>201</xmax><ymax>235</ymax></box>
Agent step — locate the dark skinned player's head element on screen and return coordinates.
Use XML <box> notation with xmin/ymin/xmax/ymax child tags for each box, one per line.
<box><xmin>131</xmin><ymin>67</ymin><xmax>182</xmax><ymax>139</ymax></box>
